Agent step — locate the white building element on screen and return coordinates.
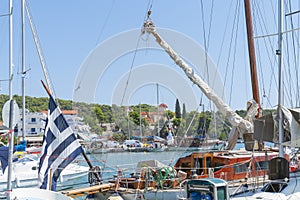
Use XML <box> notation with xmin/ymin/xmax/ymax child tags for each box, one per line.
<box><xmin>17</xmin><ymin>111</ymin><xmax>46</xmax><ymax>137</ymax></box>
<box><xmin>17</xmin><ymin>109</ymin><xmax>91</xmax><ymax>138</ymax></box>
<box><xmin>64</xmin><ymin>115</ymin><xmax>91</xmax><ymax>133</ymax></box>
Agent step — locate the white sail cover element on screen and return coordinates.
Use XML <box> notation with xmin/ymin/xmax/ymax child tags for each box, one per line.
<box><xmin>254</xmin><ymin>106</ymin><xmax>300</xmax><ymax>147</ymax></box>
<box><xmin>143</xmin><ymin>20</ymin><xmax>256</xmax><ymax>137</ymax></box>
<box><xmin>283</xmin><ymin>107</ymin><xmax>300</xmax><ymax>147</ymax></box>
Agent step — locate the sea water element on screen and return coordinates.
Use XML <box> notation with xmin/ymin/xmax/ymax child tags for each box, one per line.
<box><xmin>64</xmin><ymin>150</ymin><xmax>186</xmax><ymax>199</ymax></box>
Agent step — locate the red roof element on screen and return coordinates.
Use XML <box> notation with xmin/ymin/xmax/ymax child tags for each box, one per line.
<box><xmin>159</xmin><ymin>103</ymin><xmax>168</xmax><ymax>108</ymax></box>
<box><xmin>41</xmin><ymin>110</ymin><xmax>78</xmax><ymax>115</ymax></box>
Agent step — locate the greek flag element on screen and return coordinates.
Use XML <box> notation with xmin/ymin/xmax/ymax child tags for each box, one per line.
<box><xmin>38</xmin><ymin>95</ymin><xmax>83</xmax><ymax>191</ymax></box>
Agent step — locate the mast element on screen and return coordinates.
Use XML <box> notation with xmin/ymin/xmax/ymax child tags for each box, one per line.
<box><xmin>21</xmin><ymin>0</ymin><xmax>26</xmax><ymax>140</ymax></box>
<box><xmin>7</xmin><ymin>0</ymin><xmax>14</xmax><ymax>199</ymax></box>
<box><xmin>25</xmin><ymin>2</ymin><xmax>53</xmax><ymax>96</ymax></box>
<box><xmin>157</xmin><ymin>83</ymin><xmax>160</xmax><ymax>137</ymax></box>
<box><xmin>8</xmin><ymin>0</ymin><xmax>13</xmax><ymax>101</ymax></box>
<box><xmin>244</xmin><ymin>0</ymin><xmax>260</xmax><ymax>112</ymax></box>
<box><xmin>244</xmin><ymin>0</ymin><xmax>263</xmax><ymax>150</ymax></box>
<box><xmin>139</xmin><ymin>103</ymin><xmax>142</xmax><ymax>137</ymax></box>
<box><xmin>277</xmin><ymin>0</ymin><xmax>284</xmax><ymax>158</ymax></box>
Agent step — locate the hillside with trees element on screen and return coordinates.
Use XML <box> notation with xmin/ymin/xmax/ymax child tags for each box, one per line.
<box><xmin>0</xmin><ymin>94</ymin><xmax>275</xmax><ymax>142</ymax></box>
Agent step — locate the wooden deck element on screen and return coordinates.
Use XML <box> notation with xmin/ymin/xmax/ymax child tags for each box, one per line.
<box><xmin>61</xmin><ymin>183</ymin><xmax>115</xmax><ymax>198</ymax></box>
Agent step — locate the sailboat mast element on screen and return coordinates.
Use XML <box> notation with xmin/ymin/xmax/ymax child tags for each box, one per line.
<box><xmin>244</xmin><ymin>0</ymin><xmax>260</xmax><ymax>112</ymax></box>
<box><xmin>277</xmin><ymin>0</ymin><xmax>284</xmax><ymax>158</ymax></box>
<box><xmin>7</xmin><ymin>0</ymin><xmax>14</xmax><ymax>198</ymax></box>
<box><xmin>139</xmin><ymin>103</ymin><xmax>142</xmax><ymax>137</ymax></box>
<box><xmin>9</xmin><ymin>0</ymin><xmax>13</xmax><ymax>100</ymax></box>
<box><xmin>244</xmin><ymin>0</ymin><xmax>264</xmax><ymax>151</ymax></box>
<box><xmin>21</xmin><ymin>0</ymin><xmax>26</xmax><ymax>140</ymax></box>
<box><xmin>157</xmin><ymin>83</ymin><xmax>160</xmax><ymax>137</ymax></box>
<box><xmin>25</xmin><ymin>2</ymin><xmax>53</xmax><ymax>96</ymax></box>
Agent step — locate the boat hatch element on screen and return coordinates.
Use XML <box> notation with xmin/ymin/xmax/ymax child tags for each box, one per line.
<box><xmin>186</xmin><ymin>178</ymin><xmax>229</xmax><ymax>200</ymax></box>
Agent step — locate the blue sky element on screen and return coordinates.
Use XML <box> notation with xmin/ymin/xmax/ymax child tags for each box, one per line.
<box><xmin>0</xmin><ymin>1</ymin><xmax>294</xmax><ymax>112</ymax></box>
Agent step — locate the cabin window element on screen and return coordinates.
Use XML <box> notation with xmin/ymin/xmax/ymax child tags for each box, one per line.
<box><xmin>181</xmin><ymin>162</ymin><xmax>191</xmax><ymax>172</ymax></box>
<box><xmin>31</xmin><ymin>118</ymin><xmax>36</xmax><ymax>123</ymax></box>
<box><xmin>206</xmin><ymin>157</ymin><xmax>211</xmax><ymax>168</ymax></box>
<box><xmin>217</xmin><ymin>186</ymin><xmax>228</xmax><ymax>200</ymax></box>
<box><xmin>194</xmin><ymin>158</ymin><xmax>203</xmax><ymax>175</ymax></box>
<box><xmin>255</xmin><ymin>161</ymin><xmax>268</xmax><ymax>170</ymax></box>
<box><xmin>215</xmin><ymin>162</ymin><xmax>225</xmax><ymax>172</ymax></box>
<box><xmin>234</xmin><ymin>162</ymin><xmax>249</xmax><ymax>174</ymax></box>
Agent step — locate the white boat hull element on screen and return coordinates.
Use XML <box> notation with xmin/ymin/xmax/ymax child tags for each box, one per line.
<box><xmin>10</xmin><ymin>188</ymin><xmax>73</xmax><ymax>200</ymax></box>
<box><xmin>0</xmin><ymin>155</ymin><xmax>89</xmax><ymax>192</ymax></box>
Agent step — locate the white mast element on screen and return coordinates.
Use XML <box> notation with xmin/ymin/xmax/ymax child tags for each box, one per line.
<box><xmin>25</xmin><ymin>2</ymin><xmax>53</xmax><ymax>95</ymax></box>
<box><xmin>7</xmin><ymin>0</ymin><xmax>14</xmax><ymax>199</ymax></box>
<box><xmin>21</xmin><ymin>0</ymin><xmax>26</xmax><ymax>140</ymax></box>
<box><xmin>277</xmin><ymin>0</ymin><xmax>284</xmax><ymax>158</ymax></box>
<box><xmin>139</xmin><ymin>103</ymin><xmax>142</xmax><ymax>137</ymax></box>
<box><xmin>8</xmin><ymin>0</ymin><xmax>13</xmax><ymax>100</ymax></box>
<box><xmin>156</xmin><ymin>83</ymin><xmax>160</xmax><ymax>137</ymax></box>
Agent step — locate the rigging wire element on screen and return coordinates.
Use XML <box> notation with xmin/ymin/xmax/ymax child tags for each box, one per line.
<box><xmin>199</xmin><ymin>0</ymin><xmax>213</xmax><ymax>85</ymax></box>
<box><xmin>75</xmin><ymin>1</ymin><xmax>116</xmax><ymax>94</ymax></box>
<box><xmin>284</xmin><ymin>1</ymin><xmax>295</xmax><ymax>107</ymax></box>
<box><xmin>286</xmin><ymin>0</ymin><xmax>300</xmax><ymax>107</ymax></box>
<box><xmin>253</xmin><ymin>0</ymin><xmax>278</xmax><ymax>108</ymax></box>
<box><xmin>216</xmin><ymin>0</ymin><xmax>235</xmax><ymax>101</ymax></box>
<box><xmin>228</xmin><ymin>1</ymin><xmax>241</xmax><ymax>107</ymax></box>
<box><xmin>253</xmin><ymin>0</ymin><xmax>300</xmax><ymax>109</ymax></box>
<box><xmin>119</xmin><ymin>37</ymin><xmax>141</xmax><ymax>106</ymax></box>
<box><xmin>120</xmin><ymin>1</ymin><xmax>154</xmax><ymax>106</ymax></box>
<box><xmin>199</xmin><ymin>0</ymin><xmax>214</xmax><ymax>113</ymax></box>
<box><xmin>95</xmin><ymin>0</ymin><xmax>116</xmax><ymax>46</ymax></box>
<box><xmin>222</xmin><ymin>0</ymin><xmax>240</xmax><ymax>107</ymax></box>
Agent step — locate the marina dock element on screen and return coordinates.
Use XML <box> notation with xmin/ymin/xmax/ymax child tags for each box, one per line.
<box><xmin>61</xmin><ymin>183</ymin><xmax>115</xmax><ymax>198</ymax></box>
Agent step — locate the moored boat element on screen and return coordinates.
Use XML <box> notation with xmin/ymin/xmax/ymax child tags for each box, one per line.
<box><xmin>10</xmin><ymin>188</ymin><xmax>73</xmax><ymax>200</ymax></box>
<box><xmin>174</xmin><ymin>149</ymin><xmax>288</xmax><ymax>183</ymax></box>
<box><xmin>0</xmin><ymin>152</ymin><xmax>89</xmax><ymax>193</ymax></box>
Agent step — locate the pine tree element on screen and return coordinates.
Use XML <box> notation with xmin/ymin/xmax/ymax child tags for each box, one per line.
<box><xmin>182</xmin><ymin>103</ymin><xmax>186</xmax><ymax>119</ymax></box>
<box><xmin>175</xmin><ymin>99</ymin><xmax>181</xmax><ymax>118</ymax></box>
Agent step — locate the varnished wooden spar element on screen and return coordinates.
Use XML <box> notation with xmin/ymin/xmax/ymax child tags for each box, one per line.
<box><xmin>61</xmin><ymin>183</ymin><xmax>115</xmax><ymax>198</ymax></box>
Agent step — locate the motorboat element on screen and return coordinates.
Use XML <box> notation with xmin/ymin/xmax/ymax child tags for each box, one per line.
<box><xmin>0</xmin><ymin>154</ymin><xmax>89</xmax><ymax>193</ymax></box>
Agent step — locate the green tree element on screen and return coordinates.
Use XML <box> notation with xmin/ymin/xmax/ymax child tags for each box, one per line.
<box><xmin>185</xmin><ymin>111</ymin><xmax>200</xmax><ymax>136</ymax></box>
<box><xmin>165</xmin><ymin>110</ymin><xmax>175</xmax><ymax>119</ymax></box>
<box><xmin>182</xmin><ymin>103</ymin><xmax>187</xmax><ymax>119</ymax></box>
<box><xmin>93</xmin><ymin>105</ymin><xmax>106</xmax><ymax>125</ymax></box>
<box><xmin>129</xmin><ymin>110</ymin><xmax>140</xmax><ymax>126</ymax></box>
<box><xmin>196</xmin><ymin>113</ymin><xmax>211</xmax><ymax>137</ymax></box>
<box><xmin>172</xmin><ymin>118</ymin><xmax>181</xmax><ymax>135</ymax></box>
<box><xmin>175</xmin><ymin>99</ymin><xmax>181</xmax><ymax>118</ymax></box>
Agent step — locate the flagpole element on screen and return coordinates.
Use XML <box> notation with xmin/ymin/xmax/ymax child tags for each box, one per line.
<box><xmin>40</xmin><ymin>80</ymin><xmax>101</xmax><ymax>183</ymax></box>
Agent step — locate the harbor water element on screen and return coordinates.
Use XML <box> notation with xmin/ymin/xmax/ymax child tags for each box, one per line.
<box><xmin>62</xmin><ymin>150</ymin><xmax>187</xmax><ymax>199</ymax></box>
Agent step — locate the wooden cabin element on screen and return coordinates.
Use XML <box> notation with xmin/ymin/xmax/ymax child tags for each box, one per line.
<box><xmin>173</xmin><ymin>150</ymin><xmax>289</xmax><ymax>182</ymax></box>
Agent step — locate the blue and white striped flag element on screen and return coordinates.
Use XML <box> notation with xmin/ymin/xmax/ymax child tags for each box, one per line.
<box><xmin>38</xmin><ymin>95</ymin><xmax>83</xmax><ymax>191</ymax></box>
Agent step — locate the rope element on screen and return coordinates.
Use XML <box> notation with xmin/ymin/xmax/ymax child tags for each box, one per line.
<box><xmin>153</xmin><ymin>166</ymin><xmax>176</xmax><ymax>189</ymax></box>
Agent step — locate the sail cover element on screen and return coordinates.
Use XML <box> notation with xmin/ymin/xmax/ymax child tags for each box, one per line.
<box><xmin>254</xmin><ymin>106</ymin><xmax>300</xmax><ymax>147</ymax></box>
